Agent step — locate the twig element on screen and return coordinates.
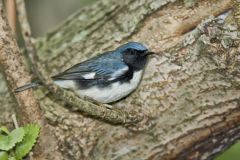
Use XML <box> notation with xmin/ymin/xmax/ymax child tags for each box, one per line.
<box><xmin>5</xmin><ymin>0</ymin><xmax>16</xmax><ymax>33</ymax></box>
<box><xmin>15</xmin><ymin>0</ymin><xmax>143</xmax><ymax>125</ymax></box>
<box><xmin>12</xmin><ymin>114</ymin><xmax>19</xmax><ymax>128</ymax></box>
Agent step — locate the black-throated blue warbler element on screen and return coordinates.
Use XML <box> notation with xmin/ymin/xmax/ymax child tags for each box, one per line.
<box><xmin>15</xmin><ymin>42</ymin><xmax>154</xmax><ymax>103</ymax></box>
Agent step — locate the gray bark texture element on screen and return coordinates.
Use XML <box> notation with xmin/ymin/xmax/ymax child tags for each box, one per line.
<box><xmin>1</xmin><ymin>0</ymin><xmax>240</xmax><ymax>159</ymax></box>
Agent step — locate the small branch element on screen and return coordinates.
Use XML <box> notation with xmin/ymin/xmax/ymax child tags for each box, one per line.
<box><xmin>15</xmin><ymin>0</ymin><xmax>39</xmax><ymax>74</ymax></box>
<box><xmin>12</xmin><ymin>114</ymin><xmax>19</xmax><ymax>128</ymax></box>
<box><xmin>15</xmin><ymin>0</ymin><xmax>143</xmax><ymax>125</ymax></box>
<box><xmin>5</xmin><ymin>0</ymin><xmax>16</xmax><ymax>33</ymax></box>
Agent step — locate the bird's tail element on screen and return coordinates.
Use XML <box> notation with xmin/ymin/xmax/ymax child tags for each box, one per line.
<box><xmin>15</xmin><ymin>81</ymin><xmax>40</xmax><ymax>93</ymax></box>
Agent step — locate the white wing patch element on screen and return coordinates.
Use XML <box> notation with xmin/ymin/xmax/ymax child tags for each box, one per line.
<box><xmin>82</xmin><ymin>72</ymin><xmax>96</xmax><ymax>79</ymax></box>
<box><xmin>109</xmin><ymin>66</ymin><xmax>129</xmax><ymax>80</ymax></box>
<box><xmin>54</xmin><ymin>80</ymin><xmax>76</xmax><ymax>89</ymax></box>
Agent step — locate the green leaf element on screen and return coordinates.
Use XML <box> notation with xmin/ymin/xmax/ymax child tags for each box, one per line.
<box><xmin>15</xmin><ymin>124</ymin><xmax>40</xmax><ymax>159</ymax></box>
<box><xmin>0</xmin><ymin>151</ymin><xmax>8</xmax><ymax>160</ymax></box>
<box><xmin>9</xmin><ymin>157</ymin><xmax>17</xmax><ymax>160</ymax></box>
<box><xmin>0</xmin><ymin>127</ymin><xmax>9</xmax><ymax>135</ymax></box>
<box><xmin>0</xmin><ymin>127</ymin><xmax>24</xmax><ymax>151</ymax></box>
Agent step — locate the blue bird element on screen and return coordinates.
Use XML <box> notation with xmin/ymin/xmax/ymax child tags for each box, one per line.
<box><xmin>15</xmin><ymin>42</ymin><xmax>154</xmax><ymax>103</ymax></box>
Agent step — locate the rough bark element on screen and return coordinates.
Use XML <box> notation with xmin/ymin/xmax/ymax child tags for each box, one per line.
<box><xmin>0</xmin><ymin>2</ymin><xmax>42</xmax><ymax>126</ymax></box>
<box><xmin>0</xmin><ymin>3</ymin><xmax>61</xmax><ymax>159</ymax></box>
<box><xmin>1</xmin><ymin>0</ymin><xmax>240</xmax><ymax>159</ymax></box>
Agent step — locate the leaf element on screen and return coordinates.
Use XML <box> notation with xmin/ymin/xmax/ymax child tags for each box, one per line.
<box><xmin>9</xmin><ymin>157</ymin><xmax>17</xmax><ymax>160</ymax></box>
<box><xmin>0</xmin><ymin>126</ymin><xmax>9</xmax><ymax>135</ymax></box>
<box><xmin>15</xmin><ymin>124</ymin><xmax>40</xmax><ymax>159</ymax></box>
<box><xmin>0</xmin><ymin>127</ymin><xmax>24</xmax><ymax>151</ymax></box>
<box><xmin>0</xmin><ymin>151</ymin><xmax>8</xmax><ymax>160</ymax></box>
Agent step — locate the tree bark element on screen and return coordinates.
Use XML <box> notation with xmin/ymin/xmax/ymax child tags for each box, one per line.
<box><xmin>1</xmin><ymin>0</ymin><xmax>239</xmax><ymax>159</ymax></box>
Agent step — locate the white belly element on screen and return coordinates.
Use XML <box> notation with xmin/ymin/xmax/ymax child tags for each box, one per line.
<box><xmin>77</xmin><ymin>70</ymin><xmax>143</xmax><ymax>103</ymax></box>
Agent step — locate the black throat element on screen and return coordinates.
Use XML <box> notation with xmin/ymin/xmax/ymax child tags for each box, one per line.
<box><xmin>130</xmin><ymin>56</ymin><xmax>147</xmax><ymax>71</ymax></box>
<box><xmin>123</xmin><ymin>50</ymin><xmax>148</xmax><ymax>71</ymax></box>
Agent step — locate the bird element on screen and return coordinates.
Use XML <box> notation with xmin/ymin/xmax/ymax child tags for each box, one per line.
<box><xmin>15</xmin><ymin>42</ymin><xmax>154</xmax><ymax>103</ymax></box>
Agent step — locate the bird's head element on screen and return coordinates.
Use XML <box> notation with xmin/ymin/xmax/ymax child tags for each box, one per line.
<box><xmin>116</xmin><ymin>42</ymin><xmax>154</xmax><ymax>70</ymax></box>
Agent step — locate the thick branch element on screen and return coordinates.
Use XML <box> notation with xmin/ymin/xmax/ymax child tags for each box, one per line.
<box><xmin>0</xmin><ymin>3</ymin><xmax>61</xmax><ymax>160</ymax></box>
<box><xmin>0</xmin><ymin>3</ymin><xmax>42</xmax><ymax>125</ymax></box>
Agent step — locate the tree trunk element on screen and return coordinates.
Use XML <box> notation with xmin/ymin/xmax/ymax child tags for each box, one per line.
<box><xmin>1</xmin><ymin>0</ymin><xmax>239</xmax><ymax>159</ymax></box>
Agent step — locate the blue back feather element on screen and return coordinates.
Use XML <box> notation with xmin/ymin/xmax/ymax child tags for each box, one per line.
<box><xmin>53</xmin><ymin>42</ymin><xmax>146</xmax><ymax>80</ymax></box>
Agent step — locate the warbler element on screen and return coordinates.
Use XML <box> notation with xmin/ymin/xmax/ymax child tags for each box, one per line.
<box><xmin>15</xmin><ymin>42</ymin><xmax>154</xmax><ymax>103</ymax></box>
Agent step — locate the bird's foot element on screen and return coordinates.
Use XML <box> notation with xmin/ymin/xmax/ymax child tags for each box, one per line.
<box><xmin>83</xmin><ymin>96</ymin><xmax>113</xmax><ymax>109</ymax></box>
<box><xmin>100</xmin><ymin>103</ymin><xmax>113</xmax><ymax>109</ymax></box>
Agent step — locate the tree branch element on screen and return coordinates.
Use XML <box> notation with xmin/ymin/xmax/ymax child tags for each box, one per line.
<box><xmin>0</xmin><ymin>2</ymin><xmax>42</xmax><ymax>125</ymax></box>
<box><xmin>0</xmin><ymin>1</ymin><xmax>80</xmax><ymax>159</ymax></box>
<box><xmin>5</xmin><ymin>0</ymin><xmax>16</xmax><ymax>33</ymax></box>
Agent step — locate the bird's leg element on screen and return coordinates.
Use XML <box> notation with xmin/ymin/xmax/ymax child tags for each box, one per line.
<box><xmin>100</xmin><ymin>103</ymin><xmax>113</xmax><ymax>109</ymax></box>
<box><xmin>83</xmin><ymin>95</ymin><xmax>113</xmax><ymax>109</ymax></box>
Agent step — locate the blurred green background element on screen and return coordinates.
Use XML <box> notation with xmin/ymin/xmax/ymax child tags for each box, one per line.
<box><xmin>15</xmin><ymin>0</ymin><xmax>240</xmax><ymax>159</ymax></box>
<box><xmin>215</xmin><ymin>141</ymin><xmax>240</xmax><ymax>160</ymax></box>
<box><xmin>25</xmin><ymin>0</ymin><xmax>95</xmax><ymax>37</ymax></box>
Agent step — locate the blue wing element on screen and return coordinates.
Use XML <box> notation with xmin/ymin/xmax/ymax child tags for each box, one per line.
<box><xmin>52</xmin><ymin>51</ymin><xmax>129</xmax><ymax>82</ymax></box>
